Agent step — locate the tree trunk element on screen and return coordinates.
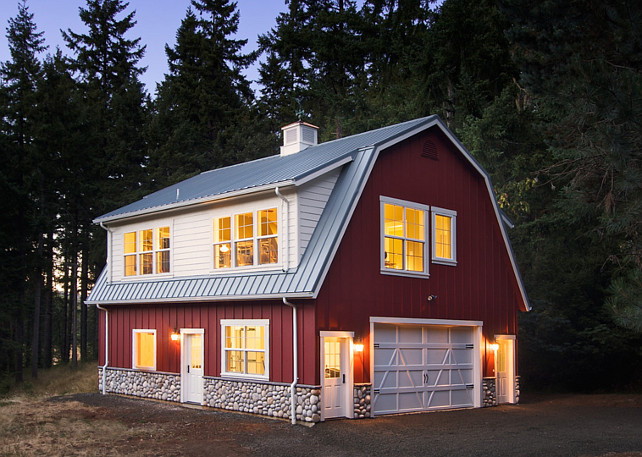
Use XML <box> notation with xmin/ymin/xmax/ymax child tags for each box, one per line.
<box><xmin>81</xmin><ymin>244</ymin><xmax>88</xmax><ymax>361</ymax></box>
<box><xmin>43</xmin><ymin>230</ymin><xmax>54</xmax><ymax>368</ymax></box>
<box><xmin>62</xmin><ymin>260</ymin><xmax>70</xmax><ymax>364</ymax></box>
<box><xmin>71</xmin><ymin>252</ymin><xmax>78</xmax><ymax>368</ymax></box>
<box><xmin>31</xmin><ymin>233</ymin><xmax>43</xmax><ymax>378</ymax></box>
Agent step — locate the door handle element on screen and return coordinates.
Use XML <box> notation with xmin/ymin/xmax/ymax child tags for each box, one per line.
<box><xmin>342</xmin><ymin>374</ymin><xmax>345</xmax><ymax>384</ymax></box>
<box><xmin>187</xmin><ymin>365</ymin><xmax>190</xmax><ymax>374</ymax></box>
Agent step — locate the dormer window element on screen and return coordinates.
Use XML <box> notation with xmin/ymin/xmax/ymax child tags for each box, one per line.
<box><xmin>123</xmin><ymin>227</ymin><xmax>171</xmax><ymax>276</ymax></box>
<box><xmin>214</xmin><ymin>208</ymin><xmax>278</xmax><ymax>269</ymax></box>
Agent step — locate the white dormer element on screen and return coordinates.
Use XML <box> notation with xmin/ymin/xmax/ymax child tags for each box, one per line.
<box><xmin>280</xmin><ymin>121</ymin><xmax>319</xmax><ymax>156</ymax></box>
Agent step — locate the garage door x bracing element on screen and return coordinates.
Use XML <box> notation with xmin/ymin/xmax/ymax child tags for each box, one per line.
<box><xmin>373</xmin><ymin>323</ymin><xmax>476</xmax><ymax>415</ymax></box>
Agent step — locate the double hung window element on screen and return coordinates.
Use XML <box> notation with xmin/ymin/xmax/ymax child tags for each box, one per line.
<box><xmin>220</xmin><ymin>319</ymin><xmax>269</xmax><ymax>379</ymax></box>
<box><xmin>214</xmin><ymin>208</ymin><xmax>278</xmax><ymax>269</ymax></box>
<box><xmin>123</xmin><ymin>226</ymin><xmax>171</xmax><ymax>276</ymax></box>
<box><xmin>381</xmin><ymin>197</ymin><xmax>429</xmax><ymax>275</ymax></box>
<box><xmin>380</xmin><ymin>196</ymin><xmax>457</xmax><ymax>275</ymax></box>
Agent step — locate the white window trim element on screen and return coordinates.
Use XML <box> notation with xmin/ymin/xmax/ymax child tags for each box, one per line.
<box><xmin>380</xmin><ymin>196</ymin><xmax>430</xmax><ymax>278</ymax></box>
<box><xmin>213</xmin><ymin>208</ymin><xmax>280</xmax><ymax>271</ymax></box>
<box><xmin>123</xmin><ymin>222</ymin><xmax>173</xmax><ymax>279</ymax></box>
<box><xmin>431</xmin><ymin>206</ymin><xmax>457</xmax><ymax>266</ymax></box>
<box><xmin>220</xmin><ymin>319</ymin><xmax>269</xmax><ymax>381</ymax></box>
<box><xmin>132</xmin><ymin>329</ymin><xmax>157</xmax><ymax>371</ymax></box>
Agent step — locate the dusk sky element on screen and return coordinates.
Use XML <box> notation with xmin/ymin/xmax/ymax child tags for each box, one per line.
<box><xmin>0</xmin><ymin>0</ymin><xmax>289</xmax><ymax>95</ymax></box>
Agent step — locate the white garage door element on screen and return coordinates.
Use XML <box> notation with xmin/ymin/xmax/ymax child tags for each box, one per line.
<box><xmin>373</xmin><ymin>323</ymin><xmax>477</xmax><ymax>415</ymax></box>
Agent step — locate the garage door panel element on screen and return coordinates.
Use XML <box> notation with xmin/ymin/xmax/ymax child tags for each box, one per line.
<box><xmin>426</xmin><ymin>348</ymin><xmax>448</xmax><ymax>364</ymax></box>
<box><xmin>374</xmin><ymin>347</ymin><xmax>396</xmax><ymax>365</ymax></box>
<box><xmin>399</xmin><ymin>348</ymin><xmax>422</xmax><ymax>365</ymax></box>
<box><xmin>399</xmin><ymin>370</ymin><xmax>423</xmax><ymax>388</ymax></box>
<box><xmin>373</xmin><ymin>323</ymin><xmax>478</xmax><ymax>415</ymax></box>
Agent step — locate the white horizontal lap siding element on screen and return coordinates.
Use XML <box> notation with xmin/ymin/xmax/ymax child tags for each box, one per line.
<box><xmin>287</xmin><ymin>191</ymin><xmax>299</xmax><ymax>269</ymax></box>
<box><xmin>173</xmin><ymin>212</ymin><xmax>212</xmax><ymax>275</ymax></box>
<box><xmin>297</xmin><ymin>169</ymin><xmax>341</xmax><ymax>259</ymax></box>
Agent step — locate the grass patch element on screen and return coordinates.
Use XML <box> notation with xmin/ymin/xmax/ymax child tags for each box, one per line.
<box><xmin>1</xmin><ymin>362</ymin><xmax>98</xmax><ymax>401</ymax></box>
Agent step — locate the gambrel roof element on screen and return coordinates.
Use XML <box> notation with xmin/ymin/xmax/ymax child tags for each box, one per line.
<box><xmin>87</xmin><ymin>115</ymin><xmax>531</xmax><ymax>311</ymax></box>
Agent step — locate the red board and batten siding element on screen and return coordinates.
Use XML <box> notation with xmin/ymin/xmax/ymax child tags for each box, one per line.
<box><xmin>98</xmin><ymin>300</ymin><xmax>317</xmax><ymax>385</ymax></box>
<box><xmin>314</xmin><ymin>126</ymin><xmax>525</xmax><ymax>382</ymax></box>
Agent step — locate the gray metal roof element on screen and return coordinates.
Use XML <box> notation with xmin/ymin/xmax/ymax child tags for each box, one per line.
<box><xmin>87</xmin><ymin>115</ymin><xmax>531</xmax><ymax>311</ymax></box>
<box><xmin>95</xmin><ymin>116</ymin><xmax>434</xmax><ymax>223</ymax></box>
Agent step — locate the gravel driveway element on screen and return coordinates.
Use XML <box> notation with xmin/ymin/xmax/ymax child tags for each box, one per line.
<box><xmin>63</xmin><ymin>392</ymin><xmax>642</xmax><ymax>457</ymax></box>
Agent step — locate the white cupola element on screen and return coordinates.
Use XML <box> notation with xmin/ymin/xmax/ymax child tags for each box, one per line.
<box><xmin>280</xmin><ymin>121</ymin><xmax>319</xmax><ymax>156</ymax></box>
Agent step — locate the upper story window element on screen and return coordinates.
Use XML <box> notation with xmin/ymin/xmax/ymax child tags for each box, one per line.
<box><xmin>380</xmin><ymin>196</ymin><xmax>457</xmax><ymax>276</ymax></box>
<box><xmin>432</xmin><ymin>207</ymin><xmax>457</xmax><ymax>265</ymax></box>
<box><xmin>214</xmin><ymin>208</ymin><xmax>278</xmax><ymax>270</ymax></box>
<box><xmin>381</xmin><ymin>197</ymin><xmax>429</xmax><ymax>276</ymax></box>
<box><xmin>123</xmin><ymin>226</ymin><xmax>171</xmax><ymax>277</ymax></box>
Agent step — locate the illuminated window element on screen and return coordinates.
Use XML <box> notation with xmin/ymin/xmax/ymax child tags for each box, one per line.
<box><xmin>381</xmin><ymin>197</ymin><xmax>428</xmax><ymax>275</ymax></box>
<box><xmin>220</xmin><ymin>319</ymin><xmax>269</xmax><ymax>379</ymax></box>
<box><xmin>124</xmin><ymin>232</ymin><xmax>137</xmax><ymax>276</ymax></box>
<box><xmin>432</xmin><ymin>207</ymin><xmax>457</xmax><ymax>265</ymax></box>
<box><xmin>123</xmin><ymin>226</ymin><xmax>171</xmax><ymax>276</ymax></box>
<box><xmin>212</xmin><ymin>208</ymin><xmax>278</xmax><ymax>269</ymax></box>
<box><xmin>133</xmin><ymin>329</ymin><xmax>156</xmax><ymax>370</ymax></box>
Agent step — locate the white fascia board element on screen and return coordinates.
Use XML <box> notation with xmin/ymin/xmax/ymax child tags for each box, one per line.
<box><xmin>85</xmin><ymin>291</ymin><xmax>314</xmax><ymax>306</ymax></box>
<box><xmin>294</xmin><ymin>156</ymin><xmax>353</xmax><ymax>187</ymax></box>
<box><xmin>94</xmin><ymin>181</ymin><xmax>296</xmax><ymax>225</ymax></box>
<box><xmin>370</xmin><ymin>316</ymin><xmax>484</xmax><ymax>327</ymax></box>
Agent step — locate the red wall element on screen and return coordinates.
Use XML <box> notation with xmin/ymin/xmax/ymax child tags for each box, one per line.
<box><xmin>98</xmin><ymin>299</ymin><xmax>317</xmax><ymax>385</ymax></box>
<box><xmin>315</xmin><ymin>126</ymin><xmax>525</xmax><ymax>381</ymax></box>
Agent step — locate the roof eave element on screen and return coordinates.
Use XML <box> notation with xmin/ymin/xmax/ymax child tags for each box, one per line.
<box><xmin>94</xmin><ymin>180</ymin><xmax>296</xmax><ymax>225</ymax></box>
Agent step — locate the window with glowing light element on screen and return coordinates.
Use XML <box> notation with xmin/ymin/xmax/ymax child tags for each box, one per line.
<box><xmin>220</xmin><ymin>319</ymin><xmax>269</xmax><ymax>380</ymax></box>
<box><xmin>123</xmin><ymin>226</ymin><xmax>171</xmax><ymax>276</ymax></box>
<box><xmin>431</xmin><ymin>207</ymin><xmax>457</xmax><ymax>265</ymax></box>
<box><xmin>213</xmin><ymin>208</ymin><xmax>278</xmax><ymax>269</ymax></box>
<box><xmin>381</xmin><ymin>197</ymin><xmax>429</xmax><ymax>276</ymax></box>
<box><xmin>132</xmin><ymin>329</ymin><xmax>156</xmax><ymax>370</ymax></box>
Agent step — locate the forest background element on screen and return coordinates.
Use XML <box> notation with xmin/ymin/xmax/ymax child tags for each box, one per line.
<box><xmin>1</xmin><ymin>0</ymin><xmax>640</xmax><ymax>392</ymax></box>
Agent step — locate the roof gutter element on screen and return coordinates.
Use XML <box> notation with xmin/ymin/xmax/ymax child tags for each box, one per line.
<box><xmin>275</xmin><ymin>187</ymin><xmax>290</xmax><ymax>272</ymax></box>
<box><xmin>282</xmin><ymin>297</ymin><xmax>298</xmax><ymax>425</ymax></box>
<box><xmin>96</xmin><ymin>304</ymin><xmax>109</xmax><ymax>394</ymax></box>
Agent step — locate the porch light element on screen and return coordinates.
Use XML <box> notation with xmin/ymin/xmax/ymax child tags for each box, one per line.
<box><xmin>489</xmin><ymin>343</ymin><xmax>499</xmax><ymax>351</ymax></box>
<box><xmin>220</xmin><ymin>244</ymin><xmax>229</xmax><ymax>253</ymax></box>
<box><xmin>353</xmin><ymin>337</ymin><xmax>364</xmax><ymax>353</ymax></box>
<box><xmin>170</xmin><ymin>329</ymin><xmax>180</xmax><ymax>341</ymax></box>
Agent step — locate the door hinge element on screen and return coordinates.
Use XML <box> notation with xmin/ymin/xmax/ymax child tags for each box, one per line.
<box><xmin>465</xmin><ymin>343</ymin><xmax>474</xmax><ymax>349</ymax></box>
<box><xmin>374</xmin><ymin>343</ymin><xmax>380</xmax><ymax>348</ymax></box>
<box><xmin>373</xmin><ymin>389</ymin><xmax>380</xmax><ymax>394</ymax></box>
<box><xmin>466</xmin><ymin>384</ymin><xmax>474</xmax><ymax>389</ymax></box>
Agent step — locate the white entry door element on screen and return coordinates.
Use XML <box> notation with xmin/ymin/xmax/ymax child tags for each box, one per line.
<box><xmin>182</xmin><ymin>331</ymin><xmax>204</xmax><ymax>404</ymax></box>
<box><xmin>496</xmin><ymin>337</ymin><xmax>515</xmax><ymax>404</ymax></box>
<box><xmin>322</xmin><ymin>335</ymin><xmax>351</xmax><ymax>419</ymax></box>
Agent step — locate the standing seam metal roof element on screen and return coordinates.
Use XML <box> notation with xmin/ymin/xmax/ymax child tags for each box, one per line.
<box><xmin>86</xmin><ymin>115</ymin><xmax>530</xmax><ymax>311</ymax></box>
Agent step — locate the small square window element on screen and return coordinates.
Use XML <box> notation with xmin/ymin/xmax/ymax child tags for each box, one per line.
<box><xmin>133</xmin><ymin>329</ymin><xmax>156</xmax><ymax>370</ymax></box>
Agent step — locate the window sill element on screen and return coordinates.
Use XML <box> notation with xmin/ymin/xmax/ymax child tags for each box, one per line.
<box><xmin>432</xmin><ymin>258</ymin><xmax>457</xmax><ymax>266</ymax></box>
<box><xmin>209</xmin><ymin>264</ymin><xmax>285</xmax><ymax>275</ymax></box>
<box><xmin>220</xmin><ymin>372</ymin><xmax>269</xmax><ymax>382</ymax></box>
<box><xmin>380</xmin><ymin>269</ymin><xmax>430</xmax><ymax>279</ymax></box>
<box><xmin>122</xmin><ymin>272</ymin><xmax>174</xmax><ymax>281</ymax></box>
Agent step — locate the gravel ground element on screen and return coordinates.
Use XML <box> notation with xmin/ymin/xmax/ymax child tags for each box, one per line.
<box><xmin>56</xmin><ymin>392</ymin><xmax>642</xmax><ymax>457</ymax></box>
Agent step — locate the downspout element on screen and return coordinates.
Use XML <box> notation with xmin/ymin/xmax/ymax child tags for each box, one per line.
<box><xmin>98</xmin><ymin>221</ymin><xmax>112</xmax><ymax>283</ymax></box>
<box><xmin>96</xmin><ymin>304</ymin><xmax>109</xmax><ymax>395</ymax></box>
<box><xmin>275</xmin><ymin>187</ymin><xmax>289</xmax><ymax>272</ymax></box>
<box><xmin>282</xmin><ymin>297</ymin><xmax>298</xmax><ymax>424</ymax></box>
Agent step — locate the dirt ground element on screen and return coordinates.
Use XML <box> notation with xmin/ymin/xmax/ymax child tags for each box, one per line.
<box><xmin>1</xmin><ymin>392</ymin><xmax>641</xmax><ymax>456</ymax></box>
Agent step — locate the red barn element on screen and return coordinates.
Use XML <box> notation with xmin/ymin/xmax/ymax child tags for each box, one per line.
<box><xmin>87</xmin><ymin>116</ymin><xmax>530</xmax><ymax>423</ymax></box>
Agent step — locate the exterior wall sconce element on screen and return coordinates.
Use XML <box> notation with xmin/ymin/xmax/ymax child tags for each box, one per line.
<box><xmin>353</xmin><ymin>337</ymin><xmax>364</xmax><ymax>353</ymax></box>
<box><xmin>170</xmin><ymin>329</ymin><xmax>180</xmax><ymax>341</ymax></box>
<box><xmin>427</xmin><ymin>294</ymin><xmax>438</xmax><ymax>302</ymax></box>
<box><xmin>489</xmin><ymin>343</ymin><xmax>499</xmax><ymax>352</ymax></box>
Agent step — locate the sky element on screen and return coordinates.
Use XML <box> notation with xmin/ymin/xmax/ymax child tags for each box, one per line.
<box><xmin>0</xmin><ymin>0</ymin><xmax>289</xmax><ymax>95</ymax></box>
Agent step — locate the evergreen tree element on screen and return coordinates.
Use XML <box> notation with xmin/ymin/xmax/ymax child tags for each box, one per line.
<box><xmin>148</xmin><ymin>0</ymin><xmax>267</xmax><ymax>188</ymax></box>
<box><xmin>0</xmin><ymin>0</ymin><xmax>46</xmax><ymax>382</ymax></box>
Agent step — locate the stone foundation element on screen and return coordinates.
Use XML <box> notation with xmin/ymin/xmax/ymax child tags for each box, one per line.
<box><xmin>353</xmin><ymin>384</ymin><xmax>372</xmax><ymax>418</ymax></box>
<box><xmin>203</xmin><ymin>378</ymin><xmax>321</xmax><ymax>423</ymax></box>
<box><xmin>482</xmin><ymin>377</ymin><xmax>497</xmax><ymax>407</ymax></box>
<box><xmin>99</xmin><ymin>368</ymin><xmax>321</xmax><ymax>423</ymax></box>
<box><xmin>99</xmin><ymin>367</ymin><xmax>181</xmax><ymax>402</ymax></box>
